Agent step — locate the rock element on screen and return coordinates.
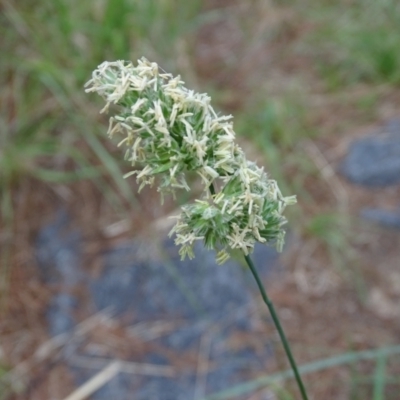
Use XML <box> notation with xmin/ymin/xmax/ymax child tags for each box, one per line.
<box><xmin>89</xmin><ymin>238</ymin><xmax>279</xmax><ymax>322</ymax></box>
<box><xmin>340</xmin><ymin>119</ymin><xmax>400</xmax><ymax>187</ymax></box>
<box><xmin>36</xmin><ymin>209</ymin><xmax>83</xmax><ymax>335</ymax></box>
<box><xmin>47</xmin><ymin>293</ymin><xmax>78</xmax><ymax>337</ymax></box>
<box><xmin>361</xmin><ymin>208</ymin><xmax>400</xmax><ymax>230</ymax></box>
<box><xmin>133</xmin><ymin>376</ymin><xmax>195</xmax><ymax>400</ymax></box>
<box><xmin>36</xmin><ymin>212</ymin><xmax>282</xmax><ymax>399</ymax></box>
<box><xmin>385</xmin><ymin>118</ymin><xmax>400</xmax><ymax>134</ymax></box>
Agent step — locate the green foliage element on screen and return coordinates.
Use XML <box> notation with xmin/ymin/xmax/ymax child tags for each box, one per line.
<box><xmin>1</xmin><ymin>0</ymin><xmax>201</xmax><ymax>198</ymax></box>
<box><xmin>237</xmin><ymin>95</ymin><xmax>311</xmax><ymax>152</ymax></box>
<box><xmin>304</xmin><ymin>0</ymin><xmax>400</xmax><ymax>87</ymax></box>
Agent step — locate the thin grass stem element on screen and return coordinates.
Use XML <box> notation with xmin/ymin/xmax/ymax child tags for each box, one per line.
<box><xmin>209</xmin><ymin>182</ymin><xmax>308</xmax><ymax>399</ymax></box>
<box><xmin>244</xmin><ymin>254</ymin><xmax>309</xmax><ymax>400</ymax></box>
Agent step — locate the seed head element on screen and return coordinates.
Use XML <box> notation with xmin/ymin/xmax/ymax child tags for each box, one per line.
<box><xmin>86</xmin><ymin>58</ymin><xmax>296</xmax><ymax>263</ymax></box>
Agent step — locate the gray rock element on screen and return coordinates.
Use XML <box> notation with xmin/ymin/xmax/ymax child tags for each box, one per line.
<box><xmin>47</xmin><ymin>293</ymin><xmax>77</xmax><ymax>336</ymax></box>
<box><xmin>89</xmin><ymin>238</ymin><xmax>276</xmax><ymax>322</ymax></box>
<box><xmin>340</xmin><ymin>119</ymin><xmax>400</xmax><ymax>186</ymax></box>
<box><xmin>361</xmin><ymin>207</ymin><xmax>400</xmax><ymax>230</ymax></box>
<box><xmin>134</xmin><ymin>375</ymin><xmax>195</xmax><ymax>400</ymax></box>
<box><xmin>385</xmin><ymin>118</ymin><xmax>400</xmax><ymax>134</ymax></box>
<box><xmin>36</xmin><ymin>210</ymin><xmax>83</xmax><ymax>335</ymax></box>
<box><xmin>36</xmin><ymin>212</ymin><xmax>281</xmax><ymax>399</ymax></box>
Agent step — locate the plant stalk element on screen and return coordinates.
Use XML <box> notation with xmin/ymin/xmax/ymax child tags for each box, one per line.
<box><xmin>208</xmin><ymin>183</ymin><xmax>306</xmax><ymax>397</ymax></box>
<box><xmin>244</xmin><ymin>254</ymin><xmax>309</xmax><ymax>400</ymax></box>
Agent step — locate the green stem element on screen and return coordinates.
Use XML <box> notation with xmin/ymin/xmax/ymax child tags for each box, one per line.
<box><xmin>209</xmin><ymin>182</ymin><xmax>307</xmax><ymax>398</ymax></box>
<box><xmin>244</xmin><ymin>254</ymin><xmax>309</xmax><ymax>400</ymax></box>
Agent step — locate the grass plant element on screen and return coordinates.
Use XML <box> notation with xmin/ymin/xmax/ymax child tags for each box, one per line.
<box><xmin>85</xmin><ymin>57</ymin><xmax>307</xmax><ymax>399</ymax></box>
<box><xmin>301</xmin><ymin>0</ymin><xmax>400</xmax><ymax>87</ymax></box>
<box><xmin>1</xmin><ymin>0</ymin><xmax>201</xmax><ymax>211</ymax></box>
<box><xmin>2</xmin><ymin>0</ymin><xmax>400</xmax><ymax>398</ymax></box>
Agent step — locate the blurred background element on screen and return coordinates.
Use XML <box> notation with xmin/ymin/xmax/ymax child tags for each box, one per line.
<box><xmin>1</xmin><ymin>0</ymin><xmax>400</xmax><ymax>399</ymax></box>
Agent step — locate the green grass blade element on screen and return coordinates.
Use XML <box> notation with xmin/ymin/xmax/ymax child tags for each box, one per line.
<box><xmin>200</xmin><ymin>345</ymin><xmax>400</xmax><ymax>400</ymax></box>
<box><xmin>81</xmin><ymin>128</ymin><xmax>139</xmax><ymax>207</ymax></box>
<box><xmin>32</xmin><ymin>167</ymin><xmax>101</xmax><ymax>183</ymax></box>
<box><xmin>373</xmin><ymin>352</ymin><xmax>387</xmax><ymax>400</ymax></box>
<box><xmin>52</xmin><ymin>0</ymin><xmax>72</xmax><ymax>38</ymax></box>
<box><xmin>270</xmin><ymin>382</ymin><xmax>295</xmax><ymax>400</ymax></box>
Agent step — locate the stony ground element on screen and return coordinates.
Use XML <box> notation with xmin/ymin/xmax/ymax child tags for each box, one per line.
<box><xmin>2</xmin><ymin>119</ymin><xmax>400</xmax><ymax>399</ymax></box>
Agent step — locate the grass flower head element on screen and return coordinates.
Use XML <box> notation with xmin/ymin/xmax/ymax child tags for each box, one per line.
<box><xmin>85</xmin><ymin>57</ymin><xmax>296</xmax><ymax>263</ymax></box>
